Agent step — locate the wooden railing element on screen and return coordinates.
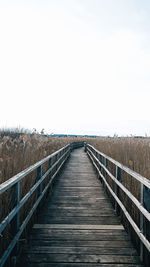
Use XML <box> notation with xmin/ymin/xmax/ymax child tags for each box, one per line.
<box><xmin>0</xmin><ymin>144</ymin><xmax>71</xmax><ymax>266</ymax></box>
<box><xmin>85</xmin><ymin>143</ymin><xmax>150</xmax><ymax>265</ymax></box>
<box><xmin>70</xmin><ymin>141</ymin><xmax>85</xmax><ymax>149</ymax></box>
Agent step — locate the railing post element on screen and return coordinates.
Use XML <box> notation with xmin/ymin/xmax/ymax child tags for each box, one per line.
<box><xmin>70</xmin><ymin>143</ymin><xmax>73</xmax><ymax>151</ymax></box>
<box><xmin>84</xmin><ymin>142</ymin><xmax>87</xmax><ymax>152</ymax></box>
<box><xmin>101</xmin><ymin>156</ymin><xmax>105</xmax><ymax>185</ymax></box>
<box><xmin>68</xmin><ymin>145</ymin><xmax>71</xmax><ymax>158</ymax></box>
<box><xmin>10</xmin><ymin>181</ymin><xmax>20</xmax><ymax>263</ymax></box>
<box><xmin>55</xmin><ymin>154</ymin><xmax>58</xmax><ymax>170</ymax></box>
<box><xmin>143</xmin><ymin>185</ymin><xmax>150</xmax><ymax>265</ymax></box>
<box><xmin>64</xmin><ymin>147</ymin><xmax>67</xmax><ymax>161</ymax></box>
<box><xmin>115</xmin><ymin>166</ymin><xmax>122</xmax><ymax>215</ymax></box>
<box><xmin>140</xmin><ymin>183</ymin><xmax>144</xmax><ymax>262</ymax></box>
<box><xmin>49</xmin><ymin>158</ymin><xmax>52</xmax><ymax>179</ymax></box>
<box><xmin>99</xmin><ymin>154</ymin><xmax>103</xmax><ymax>183</ymax></box>
<box><xmin>105</xmin><ymin>159</ymin><xmax>108</xmax><ymax>172</ymax></box>
<box><xmin>37</xmin><ymin>165</ymin><xmax>42</xmax><ymax>196</ymax></box>
<box><xmin>104</xmin><ymin>158</ymin><xmax>108</xmax><ymax>188</ymax></box>
<box><xmin>10</xmin><ymin>181</ymin><xmax>20</xmax><ymax>233</ymax></box>
<box><xmin>16</xmin><ymin>181</ymin><xmax>20</xmax><ymax>231</ymax></box>
<box><xmin>63</xmin><ymin>148</ymin><xmax>65</xmax><ymax>160</ymax></box>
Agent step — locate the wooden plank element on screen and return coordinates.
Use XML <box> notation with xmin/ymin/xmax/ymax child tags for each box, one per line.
<box><xmin>31</xmin><ymin>229</ymin><xmax>128</xmax><ymax>235</ymax></box>
<box><xmin>41</xmin><ymin>204</ymin><xmax>113</xmax><ymax>209</ymax></box>
<box><xmin>47</xmin><ymin>200</ymin><xmax>112</xmax><ymax>204</ymax></box>
<box><xmin>33</xmin><ymin>224</ymin><xmax>124</xmax><ymax>230</ymax></box>
<box><xmin>22</xmin><ymin>253</ymin><xmax>140</xmax><ymax>263</ymax></box>
<box><xmin>50</xmin><ymin>192</ymin><xmax>106</xmax><ymax>197</ymax></box>
<box><xmin>55</xmin><ymin>186</ymin><xmax>101</xmax><ymax>189</ymax></box>
<box><xmin>55</xmin><ymin>183</ymin><xmax>101</xmax><ymax>187</ymax></box>
<box><xmin>50</xmin><ymin>197</ymin><xmax>109</xmax><ymax>201</ymax></box>
<box><xmin>31</xmin><ymin>233</ymin><xmax>130</xmax><ymax>241</ymax></box>
<box><xmin>37</xmin><ymin>216</ymin><xmax>120</xmax><ymax>224</ymax></box>
<box><xmin>44</xmin><ymin>206</ymin><xmax>113</xmax><ymax>211</ymax></box>
<box><xmin>20</xmin><ymin>264</ymin><xmax>144</xmax><ymax>267</ymax></box>
<box><xmin>39</xmin><ymin>210</ymin><xmax>115</xmax><ymax>217</ymax></box>
<box><xmin>24</xmin><ymin>246</ymin><xmax>137</xmax><ymax>255</ymax></box>
<box><xmin>29</xmin><ymin>239</ymin><xmax>136</xmax><ymax>248</ymax></box>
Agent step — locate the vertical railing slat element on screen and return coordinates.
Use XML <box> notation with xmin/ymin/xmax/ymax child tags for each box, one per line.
<box><xmin>143</xmin><ymin>186</ymin><xmax>150</xmax><ymax>265</ymax></box>
<box><xmin>115</xmin><ymin>166</ymin><xmax>122</xmax><ymax>215</ymax></box>
<box><xmin>140</xmin><ymin>183</ymin><xmax>144</xmax><ymax>262</ymax></box>
<box><xmin>49</xmin><ymin>158</ymin><xmax>52</xmax><ymax>180</ymax></box>
<box><xmin>16</xmin><ymin>181</ymin><xmax>20</xmax><ymax>231</ymax></box>
<box><xmin>55</xmin><ymin>154</ymin><xmax>58</xmax><ymax>171</ymax></box>
<box><xmin>37</xmin><ymin>165</ymin><xmax>42</xmax><ymax>196</ymax></box>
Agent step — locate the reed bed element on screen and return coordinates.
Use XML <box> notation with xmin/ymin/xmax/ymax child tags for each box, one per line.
<box><xmin>0</xmin><ymin>132</ymin><xmax>75</xmax><ymax>184</ymax></box>
<box><xmin>88</xmin><ymin>137</ymin><xmax>150</xmax><ymax>180</ymax></box>
<box><xmin>1</xmin><ymin>133</ymin><xmax>150</xmax><ymax>265</ymax></box>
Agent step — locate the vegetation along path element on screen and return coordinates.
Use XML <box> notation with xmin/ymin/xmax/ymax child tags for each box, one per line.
<box><xmin>19</xmin><ymin>147</ymin><xmax>143</xmax><ymax>266</ymax></box>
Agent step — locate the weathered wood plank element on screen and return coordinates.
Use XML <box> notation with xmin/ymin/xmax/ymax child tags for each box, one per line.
<box><xmin>20</xmin><ymin>264</ymin><xmax>144</xmax><ymax>267</ymax></box>
<box><xmin>22</xmin><ymin>253</ymin><xmax>140</xmax><ymax>263</ymax></box>
<box><xmin>50</xmin><ymin>197</ymin><xmax>109</xmax><ymax>202</ymax></box>
<box><xmin>29</xmin><ymin>239</ymin><xmax>136</xmax><ymax>248</ymax></box>
<box><xmin>24</xmin><ymin>246</ymin><xmax>137</xmax><ymax>255</ymax></box>
<box><xmin>39</xmin><ymin>210</ymin><xmax>115</xmax><ymax>217</ymax></box>
<box><xmin>31</xmin><ymin>234</ymin><xmax>130</xmax><ymax>241</ymax></box>
<box><xmin>37</xmin><ymin>216</ymin><xmax>120</xmax><ymax>225</ymax></box>
<box><xmin>31</xmin><ymin>229</ymin><xmax>128</xmax><ymax>236</ymax></box>
<box><xmin>44</xmin><ymin>207</ymin><xmax>114</xmax><ymax>212</ymax></box>
<box><xmin>33</xmin><ymin>224</ymin><xmax>124</xmax><ymax>230</ymax></box>
<box><xmin>45</xmin><ymin>203</ymin><xmax>113</xmax><ymax>208</ymax></box>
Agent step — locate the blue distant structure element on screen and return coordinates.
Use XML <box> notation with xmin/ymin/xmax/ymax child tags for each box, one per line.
<box><xmin>51</xmin><ymin>134</ymin><xmax>99</xmax><ymax>138</ymax></box>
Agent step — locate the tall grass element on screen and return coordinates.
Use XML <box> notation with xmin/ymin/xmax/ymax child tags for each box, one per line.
<box><xmin>88</xmin><ymin>137</ymin><xmax>150</xmax><ymax>180</ymax></box>
<box><xmin>1</xmin><ymin>132</ymin><xmax>150</xmax><ymax>265</ymax></box>
<box><xmin>0</xmin><ymin>131</ymin><xmax>82</xmax><ymax>184</ymax></box>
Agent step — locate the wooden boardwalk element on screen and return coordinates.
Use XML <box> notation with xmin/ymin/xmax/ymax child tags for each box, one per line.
<box><xmin>19</xmin><ymin>148</ymin><xmax>143</xmax><ymax>266</ymax></box>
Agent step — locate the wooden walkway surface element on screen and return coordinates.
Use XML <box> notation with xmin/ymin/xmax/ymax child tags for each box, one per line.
<box><xmin>19</xmin><ymin>148</ymin><xmax>143</xmax><ymax>266</ymax></box>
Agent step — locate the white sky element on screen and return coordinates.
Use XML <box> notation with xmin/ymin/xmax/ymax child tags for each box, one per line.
<box><xmin>0</xmin><ymin>0</ymin><xmax>150</xmax><ymax>136</ymax></box>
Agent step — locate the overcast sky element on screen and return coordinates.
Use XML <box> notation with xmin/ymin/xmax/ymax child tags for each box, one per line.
<box><xmin>0</xmin><ymin>0</ymin><xmax>150</xmax><ymax>136</ymax></box>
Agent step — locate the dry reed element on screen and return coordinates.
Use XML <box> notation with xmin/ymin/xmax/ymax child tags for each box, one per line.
<box><xmin>1</xmin><ymin>133</ymin><xmax>150</xmax><ymax>265</ymax></box>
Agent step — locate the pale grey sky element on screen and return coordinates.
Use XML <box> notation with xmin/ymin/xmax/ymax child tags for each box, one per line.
<box><xmin>0</xmin><ymin>0</ymin><xmax>150</xmax><ymax>136</ymax></box>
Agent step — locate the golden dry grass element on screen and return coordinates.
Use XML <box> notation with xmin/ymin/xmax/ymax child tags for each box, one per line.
<box><xmin>0</xmin><ymin>133</ymin><xmax>79</xmax><ymax>184</ymax></box>
<box><xmin>1</xmin><ymin>133</ymin><xmax>150</xmax><ymax>264</ymax></box>
<box><xmin>88</xmin><ymin>136</ymin><xmax>150</xmax><ymax>180</ymax></box>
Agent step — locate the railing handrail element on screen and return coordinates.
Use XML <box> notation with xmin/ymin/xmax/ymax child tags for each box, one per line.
<box><xmin>85</xmin><ymin>143</ymin><xmax>150</xmax><ymax>265</ymax></box>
